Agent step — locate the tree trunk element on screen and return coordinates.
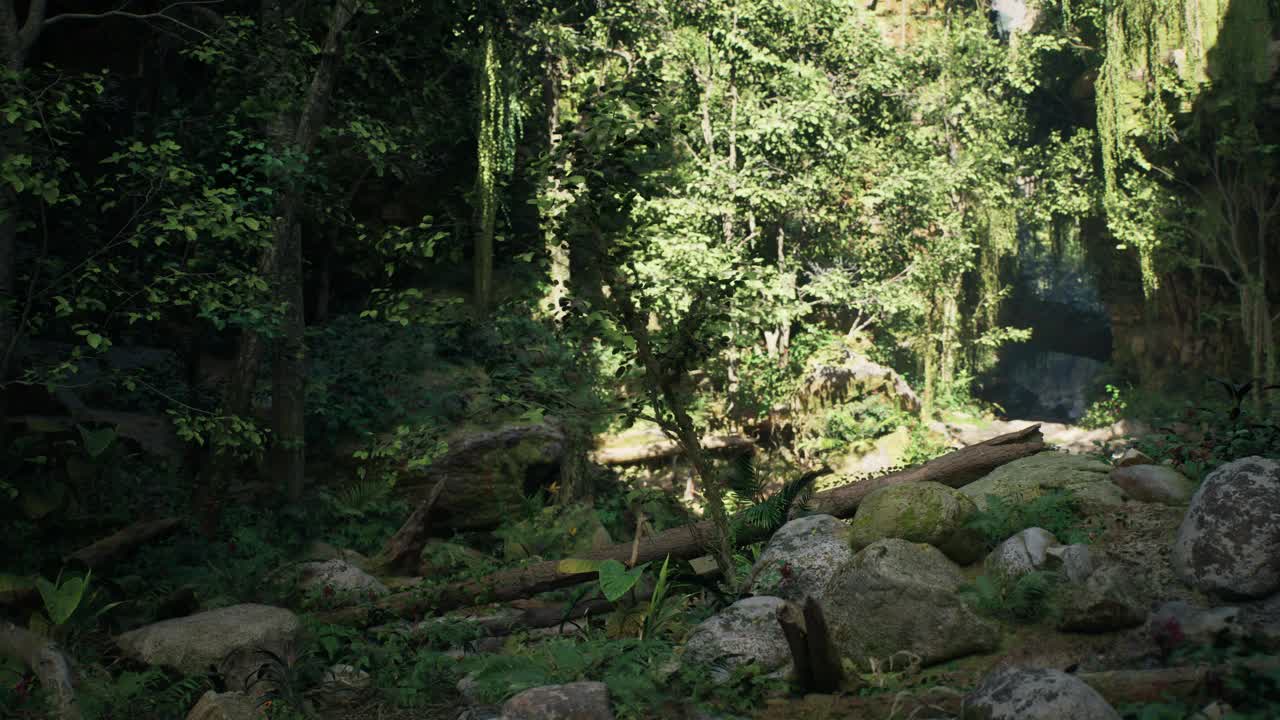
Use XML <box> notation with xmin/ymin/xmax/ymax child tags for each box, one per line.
<box><xmin>272</xmin><ymin>205</ymin><xmax>306</xmax><ymax>501</ymax></box>
<box><xmin>473</xmin><ymin>27</ymin><xmax>499</xmax><ymax>315</ymax></box>
<box><xmin>319</xmin><ymin>424</ymin><xmax>1044</xmax><ymax>625</ymax></box>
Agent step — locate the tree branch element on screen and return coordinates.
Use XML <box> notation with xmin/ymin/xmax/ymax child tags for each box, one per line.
<box><xmin>41</xmin><ymin>0</ymin><xmax>224</xmax><ymax>39</ymax></box>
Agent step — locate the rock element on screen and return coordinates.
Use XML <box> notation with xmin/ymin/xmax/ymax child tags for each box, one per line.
<box><xmin>1148</xmin><ymin>601</ymin><xmax>1242</xmax><ymax>647</ymax></box>
<box><xmin>1172</xmin><ymin>457</ymin><xmax>1280</xmax><ymax>599</ymax></box>
<box><xmin>297</xmin><ymin>559</ymin><xmax>388</xmax><ymax>605</ymax></box>
<box><xmin>301</xmin><ymin>541</ymin><xmax>372</xmax><ymax>570</ymax></box>
<box><xmin>1110</xmin><ymin>465</ymin><xmax>1195</xmax><ymax>505</ymax></box>
<box><xmin>826</xmin><ymin>539</ymin><xmax>999</xmax><ymax>670</ymax></box>
<box><xmin>849</xmin><ymin>482</ymin><xmax>978</xmax><ymax>562</ymax></box>
<box><xmin>749</xmin><ymin>515</ymin><xmax>855</xmax><ymax>601</ymax></box>
<box><xmin>963</xmin><ymin>667</ymin><xmax>1120</xmax><ymax>720</ymax></box>
<box><xmin>185</xmin><ymin>690</ymin><xmax>262</xmax><ymax>720</ymax></box>
<box><xmin>116</xmin><ymin>604</ymin><xmax>300</xmax><ymax>688</ymax></box>
<box><xmin>935</xmin><ymin>526</ymin><xmax>989</xmax><ymax>567</ymax></box>
<box><xmin>1236</xmin><ymin>593</ymin><xmax>1280</xmax><ymax>650</ymax></box>
<box><xmin>500</xmin><ymin>681</ymin><xmax>614</xmax><ymax>720</ymax></box>
<box><xmin>795</xmin><ymin>347</ymin><xmax>921</xmax><ymax>415</ymax></box>
<box><xmin>306</xmin><ymin>663</ymin><xmax>373</xmax><ymax>709</ymax></box>
<box><xmin>1046</xmin><ymin>544</ymin><xmax>1094</xmax><ymax>584</ymax></box>
<box><xmin>1114</xmin><ymin>448</ymin><xmax>1154</xmax><ymax>467</ymax></box>
<box><xmin>833</xmin><ymin>425</ymin><xmax>914</xmax><ymax>478</ymax></box>
<box><xmin>683</xmin><ymin>596</ymin><xmax>792</xmax><ymax>681</ymax></box>
<box><xmin>962</xmin><ymin>452</ymin><xmax>1125</xmax><ymax>509</ymax></box>
<box><xmin>986</xmin><ymin>528</ymin><xmax>1059</xmax><ymax>578</ymax></box>
<box><xmin>1056</xmin><ymin>564</ymin><xmax>1147</xmax><ymax>633</ymax></box>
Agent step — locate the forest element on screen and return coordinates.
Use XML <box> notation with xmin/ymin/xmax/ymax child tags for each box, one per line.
<box><xmin>1</xmin><ymin>0</ymin><xmax>1279</xmax><ymax>717</ymax></box>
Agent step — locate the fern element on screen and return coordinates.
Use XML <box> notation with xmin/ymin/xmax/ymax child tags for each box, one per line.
<box><xmin>961</xmin><ymin>570</ymin><xmax>1060</xmax><ymax>622</ymax></box>
<box><xmin>730</xmin><ymin>468</ymin><xmax>823</xmax><ymax>537</ymax></box>
<box><xmin>965</xmin><ymin>489</ymin><xmax>1086</xmax><ymax>549</ymax></box>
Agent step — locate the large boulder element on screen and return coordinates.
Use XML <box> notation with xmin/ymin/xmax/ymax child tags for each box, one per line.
<box><xmin>1045</xmin><ymin>544</ymin><xmax>1094</xmax><ymax>584</ymax></box>
<box><xmin>748</xmin><ymin>515</ymin><xmax>855</xmax><ymax>601</ymax></box>
<box><xmin>395</xmin><ymin>422</ymin><xmax>566</xmax><ymax>531</ymax></box>
<box><xmin>683</xmin><ymin>596</ymin><xmax>792</xmax><ymax>681</ymax></box>
<box><xmin>962</xmin><ymin>452</ymin><xmax>1125</xmax><ymax>510</ymax></box>
<box><xmin>1172</xmin><ymin>457</ymin><xmax>1280</xmax><ymax>599</ymax></box>
<box><xmin>116</xmin><ymin>604</ymin><xmax>300</xmax><ymax>688</ymax></box>
<box><xmin>185</xmin><ymin>691</ymin><xmax>261</xmax><ymax>720</ymax></box>
<box><xmin>1056</xmin><ymin>564</ymin><xmax>1148</xmax><ymax>633</ymax></box>
<box><xmin>849</xmin><ymin>482</ymin><xmax>979</xmax><ymax>562</ymax></box>
<box><xmin>794</xmin><ymin>346</ymin><xmax>921</xmax><ymax>416</ymax></box>
<box><xmin>297</xmin><ymin>559</ymin><xmax>388</xmax><ymax>606</ymax></box>
<box><xmin>963</xmin><ymin>667</ymin><xmax>1120</xmax><ymax>720</ymax></box>
<box><xmin>825</xmin><ymin>539</ymin><xmax>999</xmax><ymax>670</ymax></box>
<box><xmin>1110</xmin><ymin>465</ymin><xmax>1195</xmax><ymax>505</ymax></box>
<box><xmin>500</xmin><ymin>681</ymin><xmax>614</xmax><ymax>720</ymax></box>
<box><xmin>986</xmin><ymin>528</ymin><xmax>1058</xmax><ymax>578</ymax></box>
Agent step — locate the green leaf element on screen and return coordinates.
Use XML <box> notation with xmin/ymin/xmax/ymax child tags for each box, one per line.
<box><xmin>35</xmin><ymin>571</ymin><xmax>89</xmax><ymax>626</ymax></box>
<box><xmin>596</xmin><ymin>559</ymin><xmax>648</xmax><ymax>602</ymax></box>
<box><xmin>20</xmin><ymin>480</ymin><xmax>66</xmax><ymax>519</ymax></box>
<box><xmin>557</xmin><ymin>558</ymin><xmax>600</xmax><ymax>575</ymax></box>
<box><xmin>77</xmin><ymin>424</ymin><xmax>117</xmax><ymax>458</ymax></box>
<box><xmin>85</xmin><ymin>333</ymin><xmax>103</xmax><ymax>349</ymax></box>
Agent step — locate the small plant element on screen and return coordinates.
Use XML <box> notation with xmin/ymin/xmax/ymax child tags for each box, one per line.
<box><xmin>1081</xmin><ymin>383</ymin><xmax>1129</xmax><ymax>430</ymax></box>
<box><xmin>723</xmin><ymin>453</ymin><xmax>822</xmax><ymax>538</ymax></box>
<box><xmin>964</xmin><ymin>490</ymin><xmax>1089</xmax><ymax>550</ymax></box>
<box><xmin>960</xmin><ymin>570</ymin><xmax>1060</xmax><ymax>622</ymax></box>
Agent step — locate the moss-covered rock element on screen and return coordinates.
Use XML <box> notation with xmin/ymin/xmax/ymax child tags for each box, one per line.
<box><xmin>961</xmin><ymin>451</ymin><xmax>1124</xmax><ymax>510</ymax></box>
<box><xmin>849</xmin><ymin>482</ymin><xmax>978</xmax><ymax>561</ymax></box>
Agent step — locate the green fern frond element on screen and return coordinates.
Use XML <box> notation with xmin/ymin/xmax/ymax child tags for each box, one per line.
<box><xmin>724</xmin><ymin>452</ymin><xmax>763</xmax><ymax>500</ymax></box>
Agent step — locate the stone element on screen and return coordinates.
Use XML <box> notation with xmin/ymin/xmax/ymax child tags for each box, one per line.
<box><xmin>849</xmin><ymin>482</ymin><xmax>979</xmax><ymax>562</ymax></box>
<box><xmin>683</xmin><ymin>596</ymin><xmax>792</xmax><ymax>681</ymax></box>
<box><xmin>1236</xmin><ymin>593</ymin><xmax>1280</xmax><ymax>651</ymax></box>
<box><xmin>1172</xmin><ymin>457</ymin><xmax>1280</xmax><ymax>599</ymax></box>
<box><xmin>1114</xmin><ymin>448</ymin><xmax>1154</xmax><ymax>467</ymax></box>
<box><xmin>297</xmin><ymin>559</ymin><xmax>388</xmax><ymax>605</ymax></box>
<box><xmin>1148</xmin><ymin>601</ymin><xmax>1242</xmax><ymax>648</ymax></box>
<box><xmin>986</xmin><ymin>528</ymin><xmax>1059</xmax><ymax>579</ymax></box>
<box><xmin>116</xmin><ymin>604</ymin><xmax>300</xmax><ymax>688</ymax></box>
<box><xmin>1056</xmin><ymin>564</ymin><xmax>1148</xmax><ymax>633</ymax></box>
<box><xmin>500</xmin><ymin>681</ymin><xmax>614</xmax><ymax>720</ymax></box>
<box><xmin>963</xmin><ymin>667</ymin><xmax>1120</xmax><ymax>720</ymax></box>
<box><xmin>185</xmin><ymin>691</ymin><xmax>262</xmax><ymax>720</ymax></box>
<box><xmin>301</xmin><ymin>541</ymin><xmax>372</xmax><ymax>570</ymax></box>
<box><xmin>825</xmin><ymin>539</ymin><xmax>999</xmax><ymax>670</ymax></box>
<box><xmin>1110</xmin><ymin>465</ymin><xmax>1195</xmax><ymax>505</ymax></box>
<box><xmin>962</xmin><ymin>452</ymin><xmax>1125</xmax><ymax>510</ymax></box>
<box><xmin>749</xmin><ymin>514</ymin><xmax>855</xmax><ymax>601</ymax></box>
<box><xmin>307</xmin><ymin>663</ymin><xmax>373</xmax><ymax>709</ymax></box>
<box><xmin>1046</xmin><ymin>544</ymin><xmax>1094</xmax><ymax>584</ymax></box>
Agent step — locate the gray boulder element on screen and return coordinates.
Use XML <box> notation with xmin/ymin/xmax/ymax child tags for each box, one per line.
<box><xmin>749</xmin><ymin>514</ymin><xmax>855</xmax><ymax>601</ymax></box>
<box><xmin>962</xmin><ymin>452</ymin><xmax>1124</xmax><ymax>509</ymax></box>
<box><xmin>963</xmin><ymin>667</ymin><xmax>1120</xmax><ymax>720</ymax></box>
<box><xmin>116</xmin><ymin>604</ymin><xmax>300</xmax><ymax>689</ymax></box>
<box><xmin>1172</xmin><ymin>457</ymin><xmax>1280</xmax><ymax>599</ymax></box>
<box><xmin>185</xmin><ymin>690</ymin><xmax>261</xmax><ymax>720</ymax></box>
<box><xmin>826</xmin><ymin>539</ymin><xmax>999</xmax><ymax>670</ymax></box>
<box><xmin>500</xmin><ymin>681</ymin><xmax>613</xmax><ymax>720</ymax></box>
<box><xmin>1110</xmin><ymin>465</ymin><xmax>1195</xmax><ymax>505</ymax></box>
<box><xmin>849</xmin><ymin>482</ymin><xmax>979</xmax><ymax>562</ymax></box>
<box><xmin>683</xmin><ymin>596</ymin><xmax>791</xmax><ymax>681</ymax></box>
<box><xmin>986</xmin><ymin>528</ymin><xmax>1058</xmax><ymax>578</ymax></box>
<box><xmin>1046</xmin><ymin>544</ymin><xmax>1094</xmax><ymax>584</ymax></box>
<box><xmin>1149</xmin><ymin>601</ymin><xmax>1242</xmax><ymax>647</ymax></box>
<box><xmin>297</xmin><ymin>559</ymin><xmax>388</xmax><ymax>605</ymax></box>
<box><xmin>1056</xmin><ymin>564</ymin><xmax>1147</xmax><ymax>633</ymax></box>
<box><xmin>1114</xmin><ymin>448</ymin><xmax>1154</xmax><ymax>467</ymax></box>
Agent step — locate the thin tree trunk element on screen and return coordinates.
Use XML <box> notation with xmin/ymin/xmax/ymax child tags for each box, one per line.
<box><xmin>272</xmin><ymin>205</ymin><xmax>306</xmax><ymax>501</ymax></box>
<box><xmin>473</xmin><ymin>27</ymin><xmax>499</xmax><ymax>315</ymax></box>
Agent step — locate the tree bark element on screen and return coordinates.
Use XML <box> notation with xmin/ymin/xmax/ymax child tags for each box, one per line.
<box><xmin>319</xmin><ymin>425</ymin><xmax>1044</xmax><ymax>626</ymax></box>
<box><xmin>64</xmin><ymin>517</ymin><xmax>181</xmax><ymax>570</ymax></box>
<box><xmin>374</xmin><ymin>479</ymin><xmax>446</xmax><ymax>574</ymax></box>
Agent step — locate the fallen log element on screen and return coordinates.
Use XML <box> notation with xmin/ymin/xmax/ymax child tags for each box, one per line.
<box><xmin>589</xmin><ymin>431</ymin><xmax>754</xmax><ymax>466</ymax></box>
<box><xmin>374</xmin><ymin>479</ymin><xmax>446</xmax><ymax>574</ymax></box>
<box><xmin>64</xmin><ymin>517</ymin><xmax>181</xmax><ymax>570</ymax></box>
<box><xmin>0</xmin><ymin>621</ymin><xmax>81</xmax><ymax>720</ymax></box>
<box><xmin>320</xmin><ymin>425</ymin><xmax>1043</xmax><ymax>626</ymax></box>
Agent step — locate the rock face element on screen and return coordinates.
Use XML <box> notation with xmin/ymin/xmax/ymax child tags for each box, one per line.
<box><xmin>962</xmin><ymin>452</ymin><xmax>1125</xmax><ymax>509</ymax></box>
<box><xmin>986</xmin><ymin>528</ymin><xmax>1059</xmax><ymax>578</ymax></box>
<box><xmin>963</xmin><ymin>667</ymin><xmax>1120</xmax><ymax>720</ymax></box>
<box><xmin>396</xmin><ymin>422</ymin><xmax>566</xmax><ymax>530</ymax></box>
<box><xmin>116</xmin><ymin>604</ymin><xmax>300</xmax><ymax>686</ymax></box>
<box><xmin>849</xmin><ymin>482</ymin><xmax>978</xmax><ymax>561</ymax></box>
<box><xmin>826</xmin><ymin>539</ymin><xmax>999</xmax><ymax>669</ymax></box>
<box><xmin>1172</xmin><ymin>457</ymin><xmax>1280</xmax><ymax>599</ymax></box>
<box><xmin>297</xmin><ymin>559</ymin><xmax>388</xmax><ymax>604</ymax></box>
<box><xmin>795</xmin><ymin>347</ymin><xmax>921</xmax><ymax>415</ymax></box>
<box><xmin>1056</xmin><ymin>564</ymin><xmax>1147</xmax><ymax>633</ymax></box>
<box><xmin>749</xmin><ymin>515</ymin><xmax>855</xmax><ymax>601</ymax></box>
<box><xmin>1110</xmin><ymin>465</ymin><xmax>1195</xmax><ymax>505</ymax></box>
<box><xmin>1149</xmin><ymin>601</ymin><xmax>1242</xmax><ymax>647</ymax></box>
<box><xmin>185</xmin><ymin>690</ymin><xmax>261</xmax><ymax>720</ymax></box>
<box><xmin>500</xmin><ymin>681</ymin><xmax>614</xmax><ymax>720</ymax></box>
<box><xmin>683</xmin><ymin>596</ymin><xmax>792</xmax><ymax>680</ymax></box>
<box><xmin>1046</xmin><ymin>544</ymin><xmax>1094</xmax><ymax>584</ymax></box>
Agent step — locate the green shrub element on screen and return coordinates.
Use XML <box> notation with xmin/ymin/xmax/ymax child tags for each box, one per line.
<box><xmin>960</xmin><ymin>570</ymin><xmax>1061</xmax><ymax>622</ymax></box>
<box><xmin>964</xmin><ymin>489</ymin><xmax>1089</xmax><ymax>550</ymax></box>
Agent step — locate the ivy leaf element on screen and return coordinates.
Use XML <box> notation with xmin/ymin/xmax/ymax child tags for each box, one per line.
<box><xmin>77</xmin><ymin>424</ymin><xmax>117</xmax><ymax>458</ymax></box>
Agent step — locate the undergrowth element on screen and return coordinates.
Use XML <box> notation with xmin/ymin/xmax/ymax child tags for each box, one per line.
<box><xmin>964</xmin><ymin>489</ymin><xmax>1090</xmax><ymax>550</ymax></box>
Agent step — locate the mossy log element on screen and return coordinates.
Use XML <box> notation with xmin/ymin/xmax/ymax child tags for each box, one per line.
<box><xmin>320</xmin><ymin>425</ymin><xmax>1044</xmax><ymax>626</ymax></box>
